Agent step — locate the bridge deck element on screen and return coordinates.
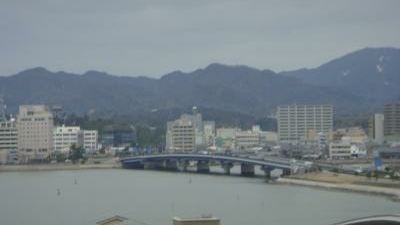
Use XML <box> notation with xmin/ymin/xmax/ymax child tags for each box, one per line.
<box><xmin>120</xmin><ymin>154</ymin><xmax>295</xmax><ymax>170</ymax></box>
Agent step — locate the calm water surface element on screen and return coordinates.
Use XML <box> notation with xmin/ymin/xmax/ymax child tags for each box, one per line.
<box><xmin>0</xmin><ymin>169</ymin><xmax>398</xmax><ymax>225</ymax></box>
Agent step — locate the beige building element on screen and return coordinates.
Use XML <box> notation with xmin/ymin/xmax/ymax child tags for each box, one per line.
<box><xmin>173</xmin><ymin>217</ymin><xmax>220</xmax><ymax>225</ymax></box>
<box><xmin>0</xmin><ymin>119</ymin><xmax>18</xmax><ymax>164</ymax></box>
<box><xmin>17</xmin><ymin>105</ymin><xmax>53</xmax><ymax>162</ymax></box>
<box><xmin>368</xmin><ymin>113</ymin><xmax>384</xmax><ymax>144</ymax></box>
<box><xmin>166</xmin><ymin>117</ymin><xmax>195</xmax><ymax>152</ymax></box>
<box><xmin>384</xmin><ymin>103</ymin><xmax>400</xmax><ymax>141</ymax></box>
<box><xmin>277</xmin><ymin>105</ymin><xmax>333</xmax><ymax>142</ymax></box>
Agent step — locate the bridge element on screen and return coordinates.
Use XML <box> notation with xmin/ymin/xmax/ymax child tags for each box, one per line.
<box><xmin>120</xmin><ymin>154</ymin><xmax>306</xmax><ymax>177</ymax></box>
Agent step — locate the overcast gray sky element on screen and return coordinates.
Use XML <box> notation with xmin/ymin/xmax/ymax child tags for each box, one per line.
<box><xmin>1</xmin><ymin>0</ymin><xmax>399</xmax><ymax>77</ymax></box>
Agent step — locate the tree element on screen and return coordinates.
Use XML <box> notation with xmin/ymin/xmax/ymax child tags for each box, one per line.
<box><xmin>69</xmin><ymin>144</ymin><xmax>86</xmax><ymax>164</ymax></box>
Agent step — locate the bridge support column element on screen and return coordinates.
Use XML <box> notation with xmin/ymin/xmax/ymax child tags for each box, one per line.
<box><xmin>165</xmin><ymin>160</ymin><xmax>178</xmax><ymax>171</ymax></box>
<box><xmin>222</xmin><ymin>163</ymin><xmax>234</xmax><ymax>175</ymax></box>
<box><xmin>179</xmin><ymin>161</ymin><xmax>189</xmax><ymax>171</ymax></box>
<box><xmin>282</xmin><ymin>169</ymin><xmax>291</xmax><ymax>177</ymax></box>
<box><xmin>241</xmin><ymin>163</ymin><xmax>255</xmax><ymax>177</ymax></box>
<box><xmin>262</xmin><ymin>167</ymin><xmax>272</xmax><ymax>179</ymax></box>
<box><xmin>197</xmin><ymin>160</ymin><xmax>210</xmax><ymax>173</ymax></box>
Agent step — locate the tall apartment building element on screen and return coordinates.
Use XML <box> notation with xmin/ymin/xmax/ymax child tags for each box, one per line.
<box><xmin>368</xmin><ymin>113</ymin><xmax>384</xmax><ymax>144</ymax></box>
<box><xmin>166</xmin><ymin>109</ymin><xmax>215</xmax><ymax>152</ymax></box>
<box><xmin>53</xmin><ymin>126</ymin><xmax>98</xmax><ymax>153</ymax></box>
<box><xmin>166</xmin><ymin>117</ymin><xmax>195</xmax><ymax>153</ymax></box>
<box><xmin>277</xmin><ymin>105</ymin><xmax>333</xmax><ymax>142</ymax></box>
<box><xmin>0</xmin><ymin>119</ymin><xmax>18</xmax><ymax>164</ymax></box>
<box><xmin>17</xmin><ymin>105</ymin><xmax>54</xmax><ymax>162</ymax></box>
<box><xmin>384</xmin><ymin>104</ymin><xmax>400</xmax><ymax>141</ymax></box>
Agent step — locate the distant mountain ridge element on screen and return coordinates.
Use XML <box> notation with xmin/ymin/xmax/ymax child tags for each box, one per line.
<box><xmin>0</xmin><ymin>47</ymin><xmax>399</xmax><ymax>117</ymax></box>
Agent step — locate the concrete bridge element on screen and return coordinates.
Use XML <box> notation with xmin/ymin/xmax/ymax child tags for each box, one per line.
<box><xmin>120</xmin><ymin>154</ymin><xmax>304</xmax><ymax>177</ymax></box>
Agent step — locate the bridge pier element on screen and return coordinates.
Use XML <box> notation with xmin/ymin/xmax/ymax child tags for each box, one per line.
<box><xmin>197</xmin><ymin>160</ymin><xmax>210</xmax><ymax>173</ymax></box>
<box><xmin>282</xmin><ymin>169</ymin><xmax>291</xmax><ymax>177</ymax></box>
<box><xmin>241</xmin><ymin>163</ymin><xmax>255</xmax><ymax>177</ymax></box>
<box><xmin>262</xmin><ymin>166</ymin><xmax>273</xmax><ymax>179</ymax></box>
<box><xmin>179</xmin><ymin>161</ymin><xmax>190</xmax><ymax>171</ymax></box>
<box><xmin>165</xmin><ymin>160</ymin><xmax>178</xmax><ymax>171</ymax></box>
<box><xmin>222</xmin><ymin>163</ymin><xmax>234</xmax><ymax>175</ymax></box>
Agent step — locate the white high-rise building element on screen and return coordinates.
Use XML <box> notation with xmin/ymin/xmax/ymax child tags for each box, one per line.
<box><xmin>277</xmin><ymin>105</ymin><xmax>333</xmax><ymax>143</ymax></box>
<box><xmin>17</xmin><ymin>105</ymin><xmax>54</xmax><ymax>162</ymax></box>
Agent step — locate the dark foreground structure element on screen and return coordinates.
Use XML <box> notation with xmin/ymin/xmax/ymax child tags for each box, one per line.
<box><xmin>332</xmin><ymin>214</ymin><xmax>400</xmax><ymax>225</ymax></box>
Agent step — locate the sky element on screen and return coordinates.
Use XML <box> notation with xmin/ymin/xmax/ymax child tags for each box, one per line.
<box><xmin>1</xmin><ymin>0</ymin><xmax>400</xmax><ymax>77</ymax></box>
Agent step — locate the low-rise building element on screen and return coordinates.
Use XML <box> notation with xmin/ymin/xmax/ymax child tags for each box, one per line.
<box><xmin>53</xmin><ymin>125</ymin><xmax>98</xmax><ymax>153</ymax></box>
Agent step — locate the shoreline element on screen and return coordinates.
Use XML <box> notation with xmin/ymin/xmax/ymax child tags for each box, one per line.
<box><xmin>2</xmin><ymin>163</ymin><xmax>399</xmax><ymax>201</ymax></box>
<box><xmin>0</xmin><ymin>163</ymin><xmax>122</xmax><ymax>172</ymax></box>
<box><xmin>276</xmin><ymin>177</ymin><xmax>400</xmax><ymax>202</ymax></box>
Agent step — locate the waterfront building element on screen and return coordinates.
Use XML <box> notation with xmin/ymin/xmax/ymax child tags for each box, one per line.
<box><xmin>53</xmin><ymin>126</ymin><xmax>81</xmax><ymax>152</ymax></box>
<box><xmin>17</xmin><ymin>105</ymin><xmax>54</xmax><ymax>162</ymax></box>
<box><xmin>82</xmin><ymin>130</ymin><xmax>98</xmax><ymax>152</ymax></box>
<box><xmin>368</xmin><ymin>113</ymin><xmax>384</xmax><ymax>144</ymax></box>
<box><xmin>53</xmin><ymin>125</ymin><xmax>98</xmax><ymax>153</ymax></box>
<box><xmin>384</xmin><ymin>103</ymin><xmax>400</xmax><ymax>142</ymax></box>
<box><xmin>173</xmin><ymin>217</ymin><xmax>220</xmax><ymax>225</ymax></box>
<box><xmin>0</xmin><ymin>119</ymin><xmax>18</xmax><ymax>164</ymax></box>
<box><xmin>277</xmin><ymin>105</ymin><xmax>333</xmax><ymax>143</ymax></box>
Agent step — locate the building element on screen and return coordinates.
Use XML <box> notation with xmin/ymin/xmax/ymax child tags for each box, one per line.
<box><xmin>329</xmin><ymin>141</ymin><xmax>351</xmax><ymax>159</ymax></box>
<box><xmin>173</xmin><ymin>217</ymin><xmax>220</xmax><ymax>225</ymax></box>
<box><xmin>277</xmin><ymin>105</ymin><xmax>333</xmax><ymax>142</ymax></box>
<box><xmin>0</xmin><ymin>119</ymin><xmax>18</xmax><ymax>164</ymax></box>
<box><xmin>368</xmin><ymin>113</ymin><xmax>384</xmax><ymax>144</ymax></box>
<box><xmin>329</xmin><ymin>138</ymin><xmax>366</xmax><ymax>159</ymax></box>
<box><xmin>235</xmin><ymin>126</ymin><xmax>262</xmax><ymax>150</ymax></box>
<box><xmin>101</xmin><ymin>125</ymin><xmax>136</xmax><ymax>147</ymax></box>
<box><xmin>166</xmin><ymin>109</ymin><xmax>215</xmax><ymax>152</ymax></box>
<box><xmin>384</xmin><ymin>103</ymin><xmax>400</xmax><ymax>141</ymax></box>
<box><xmin>53</xmin><ymin>126</ymin><xmax>81</xmax><ymax>152</ymax></box>
<box><xmin>53</xmin><ymin>125</ymin><xmax>98</xmax><ymax>153</ymax></box>
<box><xmin>166</xmin><ymin>117</ymin><xmax>195</xmax><ymax>153</ymax></box>
<box><xmin>17</xmin><ymin>105</ymin><xmax>54</xmax><ymax>162</ymax></box>
<box><xmin>335</xmin><ymin>127</ymin><xmax>369</xmax><ymax>143</ymax></box>
<box><xmin>82</xmin><ymin>130</ymin><xmax>98</xmax><ymax>152</ymax></box>
<box><xmin>203</xmin><ymin>121</ymin><xmax>215</xmax><ymax>148</ymax></box>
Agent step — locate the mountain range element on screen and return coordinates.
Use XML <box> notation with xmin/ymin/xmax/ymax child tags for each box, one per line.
<box><xmin>0</xmin><ymin>47</ymin><xmax>399</xmax><ymax>119</ymax></box>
